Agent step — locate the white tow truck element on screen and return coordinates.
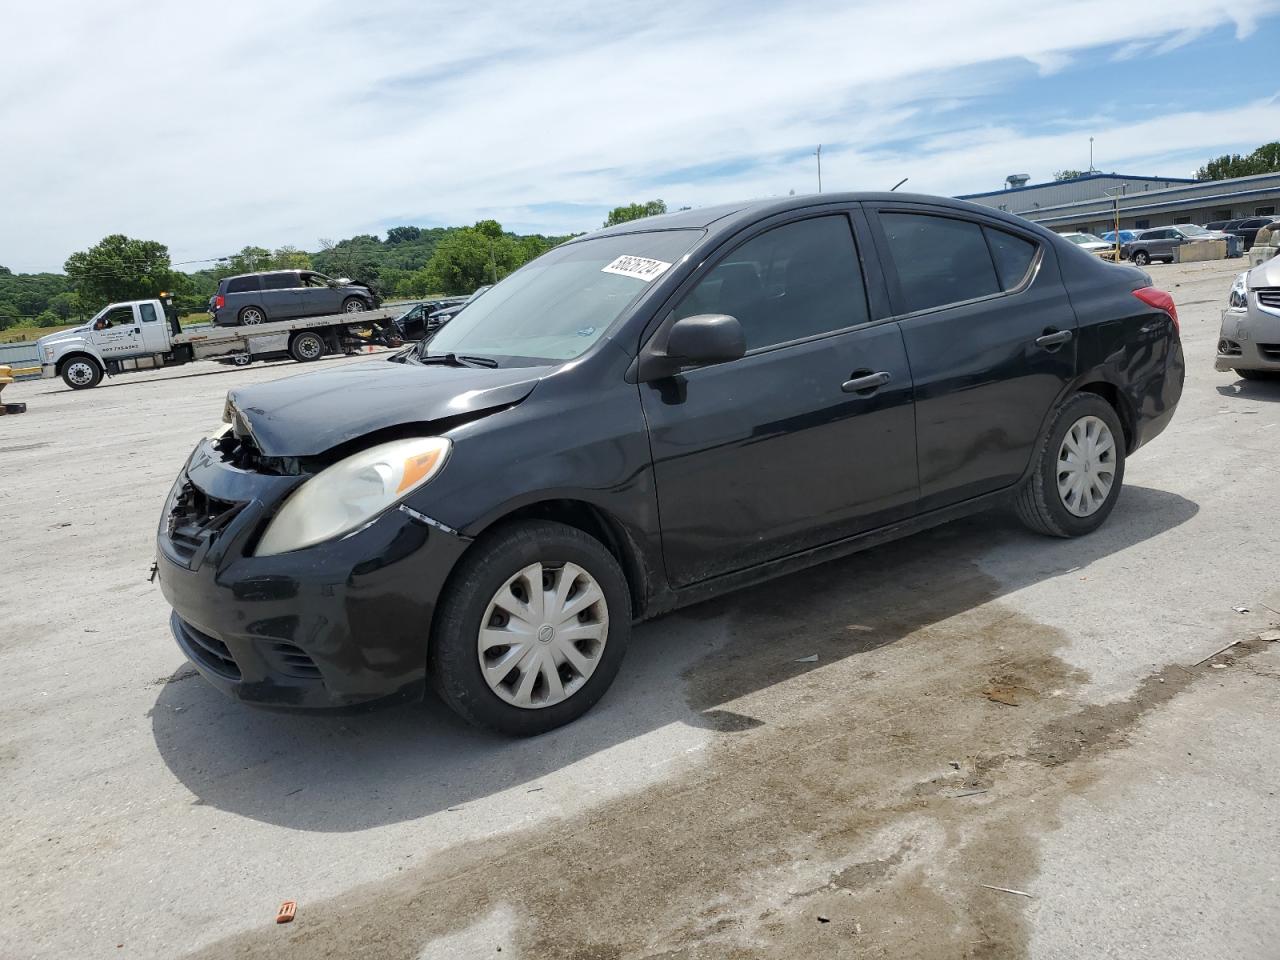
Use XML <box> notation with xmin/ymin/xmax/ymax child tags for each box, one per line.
<box><xmin>36</xmin><ymin>295</ymin><xmax>401</xmax><ymax>389</ymax></box>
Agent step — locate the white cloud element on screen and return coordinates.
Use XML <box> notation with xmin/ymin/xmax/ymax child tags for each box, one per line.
<box><xmin>1</xmin><ymin>0</ymin><xmax>1278</xmax><ymax>271</ymax></box>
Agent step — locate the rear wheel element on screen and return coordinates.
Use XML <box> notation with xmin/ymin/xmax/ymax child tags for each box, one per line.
<box><xmin>289</xmin><ymin>331</ymin><xmax>326</xmax><ymax>362</ymax></box>
<box><xmin>430</xmin><ymin>520</ymin><xmax>631</xmax><ymax>736</ymax></box>
<box><xmin>61</xmin><ymin>357</ymin><xmax>102</xmax><ymax>390</ymax></box>
<box><xmin>1131</xmin><ymin>250</ymin><xmax>1150</xmax><ymax>266</ymax></box>
<box><xmin>239</xmin><ymin>306</ymin><xmax>266</xmax><ymax>325</ymax></box>
<box><xmin>342</xmin><ymin>297</ymin><xmax>367</xmax><ymax>314</ymax></box>
<box><xmin>1015</xmin><ymin>393</ymin><xmax>1126</xmax><ymax>538</ymax></box>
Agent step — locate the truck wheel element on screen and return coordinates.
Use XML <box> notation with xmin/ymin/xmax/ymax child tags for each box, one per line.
<box><xmin>430</xmin><ymin>520</ymin><xmax>631</xmax><ymax>736</ymax></box>
<box><xmin>1131</xmin><ymin>250</ymin><xmax>1150</xmax><ymax>266</ymax></box>
<box><xmin>289</xmin><ymin>331</ymin><xmax>326</xmax><ymax>362</ymax></box>
<box><xmin>61</xmin><ymin>357</ymin><xmax>102</xmax><ymax>390</ymax></box>
<box><xmin>231</xmin><ymin>354</ymin><xmax>252</xmax><ymax>367</ymax></box>
<box><xmin>342</xmin><ymin>297</ymin><xmax>368</xmax><ymax>313</ymax></box>
<box><xmin>239</xmin><ymin>306</ymin><xmax>266</xmax><ymax>325</ymax></box>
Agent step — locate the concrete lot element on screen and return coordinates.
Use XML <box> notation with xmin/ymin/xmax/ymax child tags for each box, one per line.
<box><xmin>2</xmin><ymin>258</ymin><xmax>1278</xmax><ymax>959</ymax></box>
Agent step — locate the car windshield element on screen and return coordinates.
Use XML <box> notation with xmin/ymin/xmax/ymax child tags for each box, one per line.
<box><xmin>1178</xmin><ymin>224</ymin><xmax>1210</xmax><ymax>236</ymax></box>
<box><xmin>1068</xmin><ymin>234</ymin><xmax>1105</xmax><ymax>245</ymax></box>
<box><xmin>423</xmin><ymin>230</ymin><xmax>702</xmax><ymax>363</ymax></box>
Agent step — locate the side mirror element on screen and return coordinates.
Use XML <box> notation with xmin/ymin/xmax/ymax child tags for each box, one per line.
<box><xmin>638</xmin><ymin>314</ymin><xmax>746</xmax><ymax>382</ymax></box>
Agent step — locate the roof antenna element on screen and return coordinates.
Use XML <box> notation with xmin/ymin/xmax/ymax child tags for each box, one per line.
<box><xmin>891</xmin><ymin>177</ymin><xmax>909</xmax><ymax>192</ymax></box>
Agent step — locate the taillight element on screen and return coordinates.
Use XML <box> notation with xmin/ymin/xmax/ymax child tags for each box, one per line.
<box><xmin>1132</xmin><ymin>286</ymin><xmax>1178</xmax><ymax>335</ymax></box>
<box><xmin>214</xmin><ymin>294</ymin><xmax>225</xmax><ymax>309</ymax></box>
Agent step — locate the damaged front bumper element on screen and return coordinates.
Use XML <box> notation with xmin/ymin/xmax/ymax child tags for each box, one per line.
<box><xmin>155</xmin><ymin>439</ymin><xmax>471</xmax><ymax>710</ymax></box>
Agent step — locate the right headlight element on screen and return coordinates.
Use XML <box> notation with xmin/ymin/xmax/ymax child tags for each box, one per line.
<box><xmin>1228</xmin><ymin>272</ymin><xmax>1249</xmax><ymax>310</ymax></box>
<box><xmin>254</xmin><ymin>436</ymin><xmax>450</xmax><ymax>557</ymax></box>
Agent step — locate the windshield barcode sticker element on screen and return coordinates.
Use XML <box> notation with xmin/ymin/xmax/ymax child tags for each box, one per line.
<box><xmin>601</xmin><ymin>255</ymin><xmax>672</xmax><ymax>282</ymax></box>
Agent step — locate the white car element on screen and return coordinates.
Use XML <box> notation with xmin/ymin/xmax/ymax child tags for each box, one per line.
<box><xmin>1059</xmin><ymin>232</ymin><xmax>1114</xmax><ymax>254</ymax></box>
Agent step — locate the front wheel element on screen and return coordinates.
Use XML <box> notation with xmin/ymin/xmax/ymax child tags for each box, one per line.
<box><xmin>61</xmin><ymin>357</ymin><xmax>102</xmax><ymax>390</ymax></box>
<box><xmin>342</xmin><ymin>297</ymin><xmax>367</xmax><ymax>313</ymax></box>
<box><xmin>1131</xmin><ymin>250</ymin><xmax>1150</xmax><ymax>266</ymax></box>
<box><xmin>289</xmin><ymin>331</ymin><xmax>326</xmax><ymax>362</ymax></box>
<box><xmin>430</xmin><ymin>520</ymin><xmax>631</xmax><ymax>736</ymax></box>
<box><xmin>1015</xmin><ymin>393</ymin><xmax>1126</xmax><ymax>538</ymax></box>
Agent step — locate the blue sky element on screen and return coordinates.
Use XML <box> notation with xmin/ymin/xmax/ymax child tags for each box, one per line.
<box><xmin>1</xmin><ymin>0</ymin><xmax>1278</xmax><ymax>272</ymax></box>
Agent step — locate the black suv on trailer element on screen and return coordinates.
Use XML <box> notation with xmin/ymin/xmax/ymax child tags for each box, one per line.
<box><xmin>211</xmin><ymin>270</ymin><xmax>379</xmax><ymax>326</ymax></box>
<box><xmin>158</xmin><ymin>192</ymin><xmax>1184</xmax><ymax>735</ymax></box>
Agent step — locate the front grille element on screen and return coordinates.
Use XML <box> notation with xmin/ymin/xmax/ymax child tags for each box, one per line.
<box><xmin>1257</xmin><ymin>288</ymin><xmax>1280</xmax><ymax>310</ymax></box>
<box><xmin>166</xmin><ymin>480</ymin><xmax>243</xmax><ymax>565</ymax></box>
<box><xmin>265</xmin><ymin>641</ymin><xmax>323</xmax><ymax>680</ymax></box>
<box><xmin>1259</xmin><ymin>344</ymin><xmax>1280</xmax><ymax>362</ymax></box>
<box><xmin>176</xmin><ymin>619</ymin><xmax>241</xmax><ymax>679</ymax></box>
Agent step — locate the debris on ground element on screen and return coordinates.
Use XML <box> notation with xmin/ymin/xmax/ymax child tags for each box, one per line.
<box><xmin>1258</xmin><ymin>630</ymin><xmax>1280</xmax><ymax>643</ymax></box>
<box><xmin>816</xmin><ymin>915</ymin><xmax>830</xmax><ymax>923</ymax></box>
<box><xmin>1233</xmin><ymin>606</ymin><xmax>1250</xmax><ymax>614</ymax></box>
<box><xmin>983</xmin><ymin>684</ymin><xmax>1025</xmax><ymax>706</ymax></box>
<box><xmin>793</xmin><ymin>655</ymin><xmax>819</xmax><ymax>663</ymax></box>
<box><xmin>276</xmin><ymin>901</ymin><xmax>297</xmax><ymax>924</ymax></box>
<box><xmin>980</xmin><ymin>884</ymin><xmax>1034</xmax><ymax>899</ymax></box>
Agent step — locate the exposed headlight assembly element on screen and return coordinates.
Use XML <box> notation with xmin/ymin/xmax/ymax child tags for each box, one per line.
<box><xmin>254</xmin><ymin>437</ymin><xmax>450</xmax><ymax>557</ymax></box>
<box><xmin>1228</xmin><ymin>273</ymin><xmax>1248</xmax><ymax>310</ymax></box>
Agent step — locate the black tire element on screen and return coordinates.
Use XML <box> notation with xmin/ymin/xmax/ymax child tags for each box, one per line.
<box><xmin>341</xmin><ymin>297</ymin><xmax>367</xmax><ymax>314</ymax></box>
<box><xmin>430</xmin><ymin>520</ymin><xmax>632</xmax><ymax>736</ymax></box>
<box><xmin>60</xmin><ymin>356</ymin><xmax>102</xmax><ymax>390</ymax></box>
<box><xmin>289</xmin><ymin>331</ymin><xmax>326</xmax><ymax>362</ymax></box>
<box><xmin>1015</xmin><ymin>393</ymin><xmax>1126</xmax><ymax>538</ymax></box>
<box><xmin>238</xmin><ymin>306</ymin><xmax>267</xmax><ymax>325</ymax></box>
<box><xmin>1131</xmin><ymin>250</ymin><xmax>1150</xmax><ymax>266</ymax></box>
<box><xmin>1235</xmin><ymin>368</ymin><xmax>1279</xmax><ymax>381</ymax></box>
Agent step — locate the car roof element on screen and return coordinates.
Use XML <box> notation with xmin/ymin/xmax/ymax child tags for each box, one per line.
<box><xmin>585</xmin><ymin>192</ymin><xmax>1056</xmax><ymax>243</ymax></box>
<box><xmin>223</xmin><ymin>269</ymin><xmax>307</xmax><ymax>281</ymax></box>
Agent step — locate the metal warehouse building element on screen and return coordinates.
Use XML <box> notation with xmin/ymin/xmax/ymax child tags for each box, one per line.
<box><xmin>959</xmin><ymin>171</ymin><xmax>1280</xmax><ymax>234</ymax></box>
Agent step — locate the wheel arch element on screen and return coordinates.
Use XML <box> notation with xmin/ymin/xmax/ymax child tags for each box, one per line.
<box><xmin>1074</xmin><ymin>379</ymin><xmax>1137</xmax><ymax>452</ymax></box>
<box><xmin>55</xmin><ymin>351</ymin><xmax>103</xmax><ymax>376</ymax></box>
<box><xmin>465</xmin><ymin>498</ymin><xmax>652</xmax><ymax>619</ymax></box>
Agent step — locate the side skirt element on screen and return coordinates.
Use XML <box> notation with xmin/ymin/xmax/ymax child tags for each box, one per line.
<box><xmin>641</xmin><ymin>486</ymin><xmax>1016</xmax><ymax>620</ymax></box>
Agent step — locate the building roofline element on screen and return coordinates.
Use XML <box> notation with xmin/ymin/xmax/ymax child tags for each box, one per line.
<box><xmin>957</xmin><ymin>171</ymin><xmax>1197</xmax><ymax>200</ymax></box>
<box><xmin>1007</xmin><ymin>170</ymin><xmax>1280</xmax><ymax>218</ymax></box>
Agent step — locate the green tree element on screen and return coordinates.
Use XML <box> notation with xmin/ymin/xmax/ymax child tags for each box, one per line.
<box><xmin>1053</xmin><ymin>170</ymin><xmax>1085</xmax><ymax>181</ymax></box>
<box><xmin>1196</xmin><ymin>142</ymin><xmax>1280</xmax><ymax>181</ymax></box>
<box><xmin>603</xmin><ymin>200</ymin><xmax>667</xmax><ymax>227</ymax></box>
<box><xmin>64</xmin><ymin>235</ymin><xmax>171</xmax><ymax>306</ymax></box>
<box><xmin>35</xmin><ymin>310</ymin><xmax>63</xmax><ymax>328</ymax></box>
<box><xmin>48</xmin><ymin>291</ymin><xmax>81</xmax><ymax>320</ymax></box>
<box><xmin>385</xmin><ymin>226</ymin><xmax>422</xmax><ymax>244</ymax></box>
<box><xmin>271</xmin><ymin>246</ymin><xmax>312</xmax><ymax>270</ymax></box>
<box><xmin>418</xmin><ymin>221</ymin><xmax>546</xmax><ymax>295</ymax></box>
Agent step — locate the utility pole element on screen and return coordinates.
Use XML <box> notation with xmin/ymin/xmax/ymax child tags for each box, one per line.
<box><xmin>815</xmin><ymin>144</ymin><xmax>823</xmax><ymax>193</ymax></box>
<box><xmin>1089</xmin><ymin>136</ymin><xmax>1095</xmax><ymax>173</ymax></box>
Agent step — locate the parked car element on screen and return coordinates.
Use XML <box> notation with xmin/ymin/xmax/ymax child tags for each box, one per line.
<box><xmin>1059</xmin><ymin>232</ymin><xmax>1112</xmax><ymax>254</ymax></box>
<box><xmin>1225</xmin><ymin>216</ymin><xmax>1280</xmax><ymax>250</ymax></box>
<box><xmin>1216</xmin><ymin>260</ymin><xmax>1280</xmax><ymax>379</ymax></box>
<box><xmin>426</xmin><ymin>285</ymin><xmax>492</xmax><ymax>328</ymax></box>
<box><xmin>211</xmin><ymin>270</ymin><xmax>380</xmax><ymax>327</ymax></box>
<box><xmin>156</xmin><ymin>192</ymin><xmax>1183</xmax><ymax>735</ymax></box>
<box><xmin>1099</xmin><ymin>230</ymin><xmax>1140</xmax><ymax>246</ymax></box>
<box><xmin>1123</xmin><ymin>224</ymin><xmax>1227</xmax><ymax>265</ymax></box>
<box><xmin>392</xmin><ymin>298</ymin><xmax>468</xmax><ymax>341</ymax></box>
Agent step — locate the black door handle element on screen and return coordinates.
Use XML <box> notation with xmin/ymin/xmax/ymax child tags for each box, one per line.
<box><xmin>842</xmin><ymin>371</ymin><xmax>892</xmax><ymax>393</ymax></box>
<box><xmin>1035</xmin><ymin>329</ymin><xmax>1073</xmax><ymax>349</ymax></box>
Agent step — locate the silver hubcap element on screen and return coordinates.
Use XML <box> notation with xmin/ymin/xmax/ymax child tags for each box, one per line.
<box><xmin>1057</xmin><ymin>415</ymin><xmax>1116</xmax><ymax>517</ymax></box>
<box><xmin>345</xmin><ymin>300</ymin><xmax>365</xmax><ymax>312</ymax></box>
<box><xmin>297</xmin><ymin>337</ymin><xmax>321</xmax><ymax>359</ymax></box>
<box><xmin>67</xmin><ymin>362</ymin><xmax>94</xmax><ymax>385</ymax></box>
<box><xmin>242</xmin><ymin>310</ymin><xmax>264</xmax><ymax>325</ymax></box>
<box><xmin>478</xmin><ymin>562</ymin><xmax>609</xmax><ymax>709</ymax></box>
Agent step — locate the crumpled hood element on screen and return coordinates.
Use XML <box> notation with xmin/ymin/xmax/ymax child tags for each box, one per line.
<box><xmin>225</xmin><ymin>359</ymin><xmax>546</xmax><ymax>456</ymax></box>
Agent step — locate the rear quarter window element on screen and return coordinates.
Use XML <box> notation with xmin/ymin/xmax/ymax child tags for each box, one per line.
<box><xmin>983</xmin><ymin>228</ymin><xmax>1038</xmax><ymax>290</ymax></box>
<box><xmin>225</xmin><ymin>277</ymin><xmax>260</xmax><ymax>294</ymax></box>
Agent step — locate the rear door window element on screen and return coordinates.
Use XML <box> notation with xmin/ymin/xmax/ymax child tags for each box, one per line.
<box><xmin>983</xmin><ymin>228</ymin><xmax>1038</xmax><ymax>291</ymax></box>
<box><xmin>261</xmin><ymin>274</ymin><xmax>296</xmax><ymax>290</ymax></box>
<box><xmin>226</xmin><ymin>277</ymin><xmax>260</xmax><ymax>294</ymax></box>
<box><xmin>878</xmin><ymin>212</ymin><xmax>1000</xmax><ymax>313</ymax></box>
<box><xmin>139</xmin><ymin>303</ymin><xmax>158</xmax><ymax>323</ymax></box>
<box><xmin>674</xmin><ymin>215</ymin><xmax>870</xmax><ymax>352</ymax></box>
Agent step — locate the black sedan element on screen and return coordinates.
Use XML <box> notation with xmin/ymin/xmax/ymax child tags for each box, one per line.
<box><xmin>156</xmin><ymin>192</ymin><xmax>1184</xmax><ymax>735</ymax></box>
